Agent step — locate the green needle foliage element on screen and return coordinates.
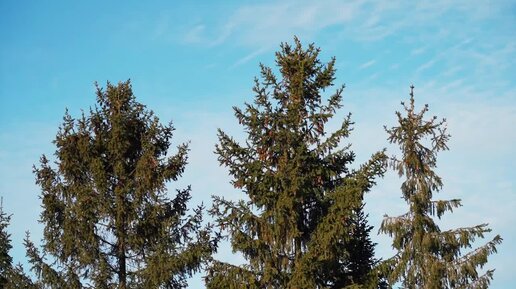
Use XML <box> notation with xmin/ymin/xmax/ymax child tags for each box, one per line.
<box><xmin>26</xmin><ymin>81</ymin><xmax>218</xmax><ymax>289</ymax></box>
<box><xmin>206</xmin><ymin>38</ymin><xmax>388</xmax><ymax>289</ymax></box>
<box><xmin>0</xmin><ymin>203</ymin><xmax>38</xmax><ymax>288</ymax></box>
<box><xmin>0</xmin><ymin>202</ymin><xmax>12</xmax><ymax>287</ymax></box>
<box><xmin>380</xmin><ymin>86</ymin><xmax>502</xmax><ymax>289</ymax></box>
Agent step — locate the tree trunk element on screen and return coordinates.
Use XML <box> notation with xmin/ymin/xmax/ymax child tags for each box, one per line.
<box><xmin>116</xmin><ymin>185</ymin><xmax>127</xmax><ymax>289</ymax></box>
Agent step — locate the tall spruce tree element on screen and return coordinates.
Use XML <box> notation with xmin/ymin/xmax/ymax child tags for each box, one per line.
<box><xmin>26</xmin><ymin>80</ymin><xmax>217</xmax><ymax>288</ymax></box>
<box><xmin>380</xmin><ymin>86</ymin><xmax>502</xmax><ymax>288</ymax></box>
<box><xmin>206</xmin><ymin>38</ymin><xmax>387</xmax><ymax>288</ymax></box>
<box><xmin>0</xmin><ymin>202</ymin><xmax>38</xmax><ymax>288</ymax></box>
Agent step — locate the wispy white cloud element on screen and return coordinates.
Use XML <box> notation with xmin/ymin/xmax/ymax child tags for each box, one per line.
<box><xmin>410</xmin><ymin>46</ymin><xmax>426</xmax><ymax>55</ymax></box>
<box><xmin>183</xmin><ymin>24</ymin><xmax>206</xmax><ymax>44</ymax></box>
<box><xmin>359</xmin><ymin>59</ymin><xmax>376</xmax><ymax>69</ymax></box>
<box><xmin>231</xmin><ymin>47</ymin><xmax>269</xmax><ymax>68</ymax></box>
<box><xmin>173</xmin><ymin>0</ymin><xmax>515</xmax><ymax>51</ymax></box>
<box><xmin>177</xmin><ymin>0</ymin><xmax>360</xmax><ymax>48</ymax></box>
<box><xmin>220</xmin><ymin>0</ymin><xmax>357</xmax><ymax>46</ymax></box>
<box><xmin>414</xmin><ymin>37</ymin><xmax>474</xmax><ymax>74</ymax></box>
<box><xmin>152</xmin><ymin>13</ymin><xmax>171</xmax><ymax>40</ymax></box>
<box><xmin>416</xmin><ymin>58</ymin><xmax>437</xmax><ymax>73</ymax></box>
<box><xmin>389</xmin><ymin>63</ymin><xmax>400</xmax><ymax>70</ymax></box>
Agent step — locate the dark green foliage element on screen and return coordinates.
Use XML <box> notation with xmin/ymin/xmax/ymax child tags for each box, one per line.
<box><xmin>27</xmin><ymin>81</ymin><xmax>217</xmax><ymax>288</ymax></box>
<box><xmin>0</xmin><ymin>203</ymin><xmax>38</xmax><ymax>288</ymax></box>
<box><xmin>380</xmin><ymin>86</ymin><xmax>502</xmax><ymax>288</ymax></box>
<box><xmin>0</xmin><ymin>203</ymin><xmax>12</xmax><ymax>287</ymax></box>
<box><xmin>206</xmin><ymin>38</ymin><xmax>387</xmax><ymax>289</ymax></box>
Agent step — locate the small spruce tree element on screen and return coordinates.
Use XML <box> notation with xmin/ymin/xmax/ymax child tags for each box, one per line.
<box><xmin>380</xmin><ymin>86</ymin><xmax>502</xmax><ymax>288</ymax></box>
<box><xmin>0</xmin><ymin>202</ymin><xmax>12</xmax><ymax>288</ymax></box>
<box><xmin>206</xmin><ymin>38</ymin><xmax>387</xmax><ymax>289</ymax></box>
<box><xmin>0</xmin><ymin>202</ymin><xmax>38</xmax><ymax>288</ymax></box>
<box><xmin>26</xmin><ymin>80</ymin><xmax>217</xmax><ymax>288</ymax></box>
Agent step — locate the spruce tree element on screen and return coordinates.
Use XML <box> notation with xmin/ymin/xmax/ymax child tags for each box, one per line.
<box><xmin>206</xmin><ymin>38</ymin><xmax>387</xmax><ymax>288</ymax></box>
<box><xmin>26</xmin><ymin>80</ymin><xmax>217</xmax><ymax>288</ymax></box>
<box><xmin>0</xmin><ymin>202</ymin><xmax>12</xmax><ymax>287</ymax></box>
<box><xmin>0</xmin><ymin>202</ymin><xmax>38</xmax><ymax>288</ymax></box>
<box><xmin>380</xmin><ymin>86</ymin><xmax>502</xmax><ymax>288</ymax></box>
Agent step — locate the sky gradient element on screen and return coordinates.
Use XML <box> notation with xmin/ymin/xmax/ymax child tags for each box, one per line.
<box><xmin>1</xmin><ymin>1</ymin><xmax>515</xmax><ymax>287</ymax></box>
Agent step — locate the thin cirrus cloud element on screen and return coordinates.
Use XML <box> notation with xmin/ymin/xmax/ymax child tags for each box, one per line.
<box><xmin>176</xmin><ymin>0</ymin><xmax>514</xmax><ymax>72</ymax></box>
<box><xmin>182</xmin><ymin>24</ymin><xmax>206</xmax><ymax>44</ymax></box>
<box><xmin>359</xmin><ymin>59</ymin><xmax>376</xmax><ymax>69</ymax></box>
<box><xmin>179</xmin><ymin>0</ymin><xmax>512</xmax><ymax>48</ymax></box>
<box><xmin>181</xmin><ymin>0</ymin><xmax>358</xmax><ymax>47</ymax></box>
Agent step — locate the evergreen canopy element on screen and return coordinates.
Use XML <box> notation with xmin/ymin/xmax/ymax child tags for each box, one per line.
<box><xmin>380</xmin><ymin>86</ymin><xmax>502</xmax><ymax>289</ymax></box>
<box><xmin>206</xmin><ymin>38</ymin><xmax>387</xmax><ymax>289</ymax></box>
<box><xmin>27</xmin><ymin>81</ymin><xmax>217</xmax><ymax>289</ymax></box>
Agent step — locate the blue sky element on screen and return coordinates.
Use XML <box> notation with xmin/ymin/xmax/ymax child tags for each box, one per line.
<box><xmin>1</xmin><ymin>0</ymin><xmax>515</xmax><ymax>287</ymax></box>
